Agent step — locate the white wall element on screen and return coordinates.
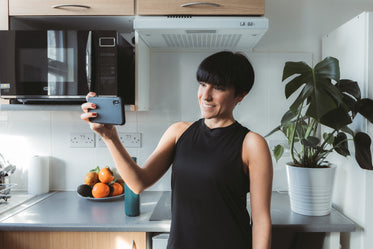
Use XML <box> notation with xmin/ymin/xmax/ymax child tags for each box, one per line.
<box><xmin>322</xmin><ymin>12</ymin><xmax>373</xmax><ymax>249</ymax></box>
<box><xmin>1</xmin><ymin>1</ymin><xmax>373</xmax><ymax>249</ymax></box>
<box><xmin>258</xmin><ymin>0</ymin><xmax>373</xmax><ymax>58</ymax></box>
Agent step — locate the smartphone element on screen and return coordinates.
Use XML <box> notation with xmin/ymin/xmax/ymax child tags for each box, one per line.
<box><xmin>88</xmin><ymin>96</ymin><xmax>125</xmax><ymax>125</ymax></box>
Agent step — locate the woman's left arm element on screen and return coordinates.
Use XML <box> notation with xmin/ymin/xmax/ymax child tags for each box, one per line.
<box><xmin>242</xmin><ymin>132</ymin><xmax>273</xmax><ymax>249</ymax></box>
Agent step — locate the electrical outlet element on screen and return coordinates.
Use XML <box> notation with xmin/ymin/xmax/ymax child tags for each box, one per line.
<box><xmin>96</xmin><ymin>136</ymin><xmax>106</xmax><ymax>148</ymax></box>
<box><xmin>118</xmin><ymin>132</ymin><xmax>141</xmax><ymax>148</ymax></box>
<box><xmin>96</xmin><ymin>132</ymin><xmax>141</xmax><ymax>148</ymax></box>
<box><xmin>70</xmin><ymin>132</ymin><xmax>95</xmax><ymax>148</ymax></box>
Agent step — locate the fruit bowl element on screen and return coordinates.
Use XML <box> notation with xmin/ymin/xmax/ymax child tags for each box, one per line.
<box><xmin>77</xmin><ymin>192</ymin><xmax>124</xmax><ymax>202</ymax></box>
<box><xmin>79</xmin><ymin>166</ymin><xmax>124</xmax><ymax>201</ymax></box>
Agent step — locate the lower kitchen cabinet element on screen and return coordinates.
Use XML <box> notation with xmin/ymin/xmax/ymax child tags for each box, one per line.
<box><xmin>0</xmin><ymin>231</ymin><xmax>147</xmax><ymax>249</ymax></box>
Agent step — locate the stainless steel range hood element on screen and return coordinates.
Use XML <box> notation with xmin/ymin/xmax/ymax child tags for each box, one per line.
<box><xmin>134</xmin><ymin>16</ymin><xmax>268</xmax><ymax>50</ymax></box>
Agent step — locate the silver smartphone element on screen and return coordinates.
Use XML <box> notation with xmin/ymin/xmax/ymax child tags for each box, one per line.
<box><xmin>88</xmin><ymin>96</ymin><xmax>125</xmax><ymax>125</ymax></box>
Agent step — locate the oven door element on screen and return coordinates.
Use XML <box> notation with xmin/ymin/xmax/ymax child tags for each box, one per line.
<box><xmin>0</xmin><ymin>30</ymin><xmax>91</xmax><ymax>102</ymax></box>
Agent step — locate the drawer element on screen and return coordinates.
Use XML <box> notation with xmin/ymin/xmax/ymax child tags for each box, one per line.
<box><xmin>0</xmin><ymin>231</ymin><xmax>147</xmax><ymax>249</ymax></box>
<box><xmin>137</xmin><ymin>0</ymin><xmax>265</xmax><ymax>16</ymax></box>
<box><xmin>9</xmin><ymin>0</ymin><xmax>134</xmax><ymax>16</ymax></box>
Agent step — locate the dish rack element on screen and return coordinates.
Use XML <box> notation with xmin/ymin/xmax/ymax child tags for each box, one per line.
<box><xmin>0</xmin><ymin>183</ymin><xmax>17</xmax><ymax>201</ymax></box>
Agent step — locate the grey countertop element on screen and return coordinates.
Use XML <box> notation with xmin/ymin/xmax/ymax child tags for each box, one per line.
<box><xmin>0</xmin><ymin>191</ymin><xmax>356</xmax><ymax>233</ymax></box>
<box><xmin>0</xmin><ymin>191</ymin><xmax>169</xmax><ymax>232</ymax></box>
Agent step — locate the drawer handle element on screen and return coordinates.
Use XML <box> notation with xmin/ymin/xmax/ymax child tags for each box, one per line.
<box><xmin>181</xmin><ymin>2</ymin><xmax>221</xmax><ymax>7</ymax></box>
<box><xmin>52</xmin><ymin>4</ymin><xmax>91</xmax><ymax>9</ymax></box>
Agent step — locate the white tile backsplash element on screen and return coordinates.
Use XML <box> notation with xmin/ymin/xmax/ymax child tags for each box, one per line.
<box><xmin>0</xmin><ymin>111</ymin><xmax>8</xmax><ymax>122</ymax></box>
<box><xmin>1</xmin><ymin>51</ymin><xmax>312</xmax><ymax>192</ymax></box>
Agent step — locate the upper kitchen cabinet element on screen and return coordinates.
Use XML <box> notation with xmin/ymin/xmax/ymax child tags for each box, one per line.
<box><xmin>9</xmin><ymin>0</ymin><xmax>135</xmax><ymax>16</ymax></box>
<box><xmin>136</xmin><ymin>0</ymin><xmax>265</xmax><ymax>16</ymax></box>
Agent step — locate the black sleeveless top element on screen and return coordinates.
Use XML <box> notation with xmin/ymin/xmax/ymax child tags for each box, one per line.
<box><xmin>167</xmin><ymin>119</ymin><xmax>252</xmax><ymax>249</ymax></box>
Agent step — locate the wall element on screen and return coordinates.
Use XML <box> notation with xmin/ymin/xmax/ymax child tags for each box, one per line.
<box><xmin>322</xmin><ymin>12</ymin><xmax>373</xmax><ymax>249</ymax></box>
<box><xmin>259</xmin><ymin>0</ymin><xmax>373</xmax><ymax>58</ymax></box>
<box><xmin>1</xmin><ymin>1</ymin><xmax>373</xmax><ymax>249</ymax></box>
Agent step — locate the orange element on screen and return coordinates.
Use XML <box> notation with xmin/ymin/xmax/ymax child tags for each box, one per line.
<box><xmin>92</xmin><ymin>182</ymin><xmax>110</xmax><ymax>198</ymax></box>
<box><xmin>98</xmin><ymin>167</ymin><xmax>114</xmax><ymax>184</ymax></box>
<box><xmin>115</xmin><ymin>179</ymin><xmax>125</xmax><ymax>188</ymax></box>
<box><xmin>110</xmin><ymin>182</ymin><xmax>124</xmax><ymax>196</ymax></box>
<box><xmin>84</xmin><ymin>172</ymin><xmax>99</xmax><ymax>186</ymax></box>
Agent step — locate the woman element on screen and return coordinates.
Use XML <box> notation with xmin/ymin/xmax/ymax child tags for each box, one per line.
<box><xmin>81</xmin><ymin>51</ymin><xmax>273</xmax><ymax>249</ymax></box>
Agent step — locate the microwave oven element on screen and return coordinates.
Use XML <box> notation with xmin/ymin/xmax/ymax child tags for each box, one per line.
<box><xmin>0</xmin><ymin>30</ymin><xmax>135</xmax><ymax>104</ymax></box>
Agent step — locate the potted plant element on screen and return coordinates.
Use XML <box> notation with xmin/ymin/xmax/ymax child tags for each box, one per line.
<box><xmin>266</xmin><ymin>56</ymin><xmax>373</xmax><ymax>216</ymax></box>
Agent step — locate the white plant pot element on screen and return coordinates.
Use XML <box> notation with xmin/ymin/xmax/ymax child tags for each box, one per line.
<box><xmin>286</xmin><ymin>163</ymin><xmax>336</xmax><ymax>216</ymax></box>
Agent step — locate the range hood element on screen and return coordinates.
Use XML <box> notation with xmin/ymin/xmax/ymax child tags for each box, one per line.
<box><xmin>133</xmin><ymin>16</ymin><xmax>268</xmax><ymax>50</ymax></box>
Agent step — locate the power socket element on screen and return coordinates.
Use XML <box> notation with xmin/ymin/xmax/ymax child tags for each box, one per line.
<box><xmin>96</xmin><ymin>132</ymin><xmax>141</xmax><ymax>148</ymax></box>
<box><xmin>96</xmin><ymin>136</ymin><xmax>106</xmax><ymax>148</ymax></box>
<box><xmin>70</xmin><ymin>132</ymin><xmax>95</xmax><ymax>148</ymax></box>
<box><xmin>119</xmin><ymin>132</ymin><xmax>141</xmax><ymax>148</ymax></box>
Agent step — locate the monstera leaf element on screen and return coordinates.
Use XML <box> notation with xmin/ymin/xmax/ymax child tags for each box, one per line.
<box><xmin>333</xmin><ymin>132</ymin><xmax>350</xmax><ymax>156</ymax></box>
<box><xmin>354</xmin><ymin>132</ymin><xmax>372</xmax><ymax>170</ymax></box>
<box><xmin>356</xmin><ymin>99</ymin><xmax>373</xmax><ymax>123</ymax></box>
<box><xmin>283</xmin><ymin>57</ymin><xmax>344</xmax><ymax>122</ymax></box>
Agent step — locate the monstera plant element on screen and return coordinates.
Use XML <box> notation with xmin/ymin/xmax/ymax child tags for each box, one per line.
<box><xmin>267</xmin><ymin>56</ymin><xmax>373</xmax><ymax>170</ymax></box>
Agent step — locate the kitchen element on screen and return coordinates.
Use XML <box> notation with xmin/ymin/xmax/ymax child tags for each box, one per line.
<box><xmin>0</xmin><ymin>0</ymin><xmax>373</xmax><ymax>249</ymax></box>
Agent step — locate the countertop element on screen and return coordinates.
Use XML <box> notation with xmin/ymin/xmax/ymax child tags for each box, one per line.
<box><xmin>0</xmin><ymin>191</ymin><xmax>168</xmax><ymax>232</ymax></box>
<box><xmin>0</xmin><ymin>191</ymin><xmax>356</xmax><ymax>233</ymax></box>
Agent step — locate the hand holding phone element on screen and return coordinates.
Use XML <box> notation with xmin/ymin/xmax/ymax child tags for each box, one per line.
<box><xmin>88</xmin><ymin>96</ymin><xmax>126</xmax><ymax>125</ymax></box>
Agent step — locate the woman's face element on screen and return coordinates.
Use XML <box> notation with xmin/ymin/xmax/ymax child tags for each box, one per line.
<box><xmin>198</xmin><ymin>82</ymin><xmax>245</xmax><ymax>122</ymax></box>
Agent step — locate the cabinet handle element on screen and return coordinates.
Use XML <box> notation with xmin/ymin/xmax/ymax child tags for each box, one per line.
<box><xmin>131</xmin><ymin>240</ymin><xmax>135</xmax><ymax>249</ymax></box>
<box><xmin>180</xmin><ymin>2</ymin><xmax>221</xmax><ymax>7</ymax></box>
<box><xmin>52</xmin><ymin>4</ymin><xmax>91</xmax><ymax>9</ymax></box>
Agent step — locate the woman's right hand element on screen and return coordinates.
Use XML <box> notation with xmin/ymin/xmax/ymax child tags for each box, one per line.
<box><xmin>80</xmin><ymin>92</ymin><xmax>117</xmax><ymax>140</ymax></box>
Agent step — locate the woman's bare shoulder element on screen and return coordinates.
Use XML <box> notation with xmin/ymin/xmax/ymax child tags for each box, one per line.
<box><xmin>171</xmin><ymin>121</ymin><xmax>193</xmax><ymax>129</ymax></box>
<box><xmin>242</xmin><ymin>131</ymin><xmax>272</xmax><ymax>167</ymax></box>
<box><xmin>166</xmin><ymin>121</ymin><xmax>193</xmax><ymax>143</ymax></box>
<box><xmin>244</xmin><ymin>131</ymin><xmax>267</xmax><ymax>144</ymax></box>
<box><xmin>243</xmin><ymin>131</ymin><xmax>271</xmax><ymax>157</ymax></box>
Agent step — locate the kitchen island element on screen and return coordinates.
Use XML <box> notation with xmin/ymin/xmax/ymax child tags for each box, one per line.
<box><xmin>0</xmin><ymin>191</ymin><xmax>356</xmax><ymax>249</ymax></box>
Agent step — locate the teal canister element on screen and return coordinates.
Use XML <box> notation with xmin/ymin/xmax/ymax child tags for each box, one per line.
<box><xmin>125</xmin><ymin>157</ymin><xmax>140</xmax><ymax>216</ymax></box>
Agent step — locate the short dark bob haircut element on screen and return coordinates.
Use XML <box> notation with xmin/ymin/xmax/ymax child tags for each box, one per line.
<box><xmin>196</xmin><ymin>51</ymin><xmax>255</xmax><ymax>96</ymax></box>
